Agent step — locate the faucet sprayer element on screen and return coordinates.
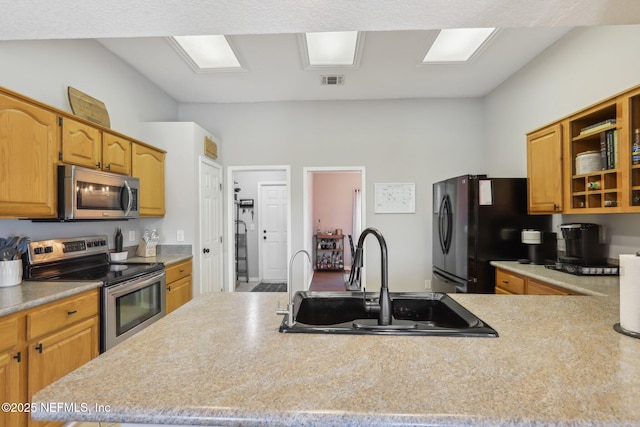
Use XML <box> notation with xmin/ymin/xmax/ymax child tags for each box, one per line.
<box><xmin>353</xmin><ymin>228</ymin><xmax>392</xmax><ymax>326</ymax></box>
<box><xmin>276</xmin><ymin>249</ymin><xmax>312</xmax><ymax>327</ymax></box>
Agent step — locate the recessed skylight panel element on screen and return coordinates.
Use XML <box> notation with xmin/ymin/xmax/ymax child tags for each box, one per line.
<box><xmin>173</xmin><ymin>35</ymin><xmax>241</xmax><ymax>70</ymax></box>
<box><xmin>305</xmin><ymin>31</ymin><xmax>359</xmax><ymax>66</ymax></box>
<box><xmin>423</xmin><ymin>28</ymin><xmax>496</xmax><ymax>63</ymax></box>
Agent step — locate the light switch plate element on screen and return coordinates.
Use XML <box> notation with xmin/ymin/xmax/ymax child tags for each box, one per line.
<box><xmin>177</xmin><ymin>230</ymin><xmax>185</xmax><ymax>242</ymax></box>
<box><xmin>128</xmin><ymin>230</ymin><xmax>135</xmax><ymax>242</ymax></box>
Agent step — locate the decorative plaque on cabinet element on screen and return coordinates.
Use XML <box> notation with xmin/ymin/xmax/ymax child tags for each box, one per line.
<box><xmin>204</xmin><ymin>136</ymin><xmax>218</xmax><ymax>159</ymax></box>
<box><xmin>67</xmin><ymin>86</ymin><xmax>110</xmax><ymax>127</ymax></box>
<box><xmin>374</xmin><ymin>183</ymin><xmax>416</xmax><ymax>213</ymax></box>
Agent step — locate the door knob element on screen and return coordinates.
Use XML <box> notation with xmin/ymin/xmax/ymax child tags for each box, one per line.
<box><xmin>203</xmin><ymin>248</ymin><xmax>210</xmax><ymax>253</ymax></box>
<box><xmin>263</xmin><ymin>230</ymin><xmax>266</xmax><ymax>233</ymax></box>
<box><xmin>263</xmin><ymin>236</ymin><xmax>266</xmax><ymax>240</ymax></box>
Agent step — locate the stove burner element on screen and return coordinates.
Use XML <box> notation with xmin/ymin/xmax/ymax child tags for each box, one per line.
<box><xmin>23</xmin><ymin>235</ymin><xmax>164</xmax><ymax>286</ymax></box>
<box><xmin>545</xmin><ymin>262</ymin><xmax>619</xmax><ymax>276</ymax></box>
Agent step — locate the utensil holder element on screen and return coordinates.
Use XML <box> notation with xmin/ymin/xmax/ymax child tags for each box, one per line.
<box><xmin>136</xmin><ymin>242</ymin><xmax>157</xmax><ymax>257</ymax></box>
<box><xmin>0</xmin><ymin>259</ymin><xmax>22</xmax><ymax>287</ymax></box>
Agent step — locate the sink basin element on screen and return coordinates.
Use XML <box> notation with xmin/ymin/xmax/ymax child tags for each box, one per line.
<box><xmin>279</xmin><ymin>291</ymin><xmax>498</xmax><ymax>337</ymax></box>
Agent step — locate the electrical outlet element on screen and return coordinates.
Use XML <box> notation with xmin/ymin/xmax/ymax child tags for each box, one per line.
<box><xmin>425</xmin><ymin>279</ymin><xmax>431</xmax><ymax>290</ymax></box>
<box><xmin>128</xmin><ymin>230</ymin><xmax>135</xmax><ymax>242</ymax></box>
<box><xmin>177</xmin><ymin>230</ymin><xmax>185</xmax><ymax>242</ymax></box>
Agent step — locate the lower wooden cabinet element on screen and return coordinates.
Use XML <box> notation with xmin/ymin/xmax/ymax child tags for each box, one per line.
<box><xmin>0</xmin><ymin>314</ymin><xmax>24</xmax><ymax>427</ymax></box>
<box><xmin>495</xmin><ymin>268</ymin><xmax>580</xmax><ymax>295</ymax></box>
<box><xmin>0</xmin><ymin>289</ymin><xmax>99</xmax><ymax>427</ymax></box>
<box><xmin>166</xmin><ymin>260</ymin><xmax>193</xmax><ymax>314</ymax></box>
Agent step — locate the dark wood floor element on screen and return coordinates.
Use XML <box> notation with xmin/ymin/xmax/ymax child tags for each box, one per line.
<box><xmin>309</xmin><ymin>271</ymin><xmax>347</xmax><ymax>291</ymax></box>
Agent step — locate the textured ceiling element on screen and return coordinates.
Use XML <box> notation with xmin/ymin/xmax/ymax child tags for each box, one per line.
<box><xmin>3</xmin><ymin>0</ymin><xmax>640</xmax><ymax>103</ymax></box>
<box><xmin>3</xmin><ymin>0</ymin><xmax>640</xmax><ymax>40</ymax></box>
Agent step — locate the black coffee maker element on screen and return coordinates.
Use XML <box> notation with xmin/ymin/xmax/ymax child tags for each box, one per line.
<box><xmin>559</xmin><ymin>223</ymin><xmax>606</xmax><ymax>266</ymax></box>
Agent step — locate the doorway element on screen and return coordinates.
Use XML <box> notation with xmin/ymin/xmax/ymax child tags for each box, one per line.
<box><xmin>258</xmin><ymin>181</ymin><xmax>288</xmax><ymax>282</ymax></box>
<box><xmin>198</xmin><ymin>157</ymin><xmax>223</xmax><ymax>294</ymax></box>
<box><xmin>226</xmin><ymin>166</ymin><xmax>291</xmax><ymax>291</ymax></box>
<box><xmin>303</xmin><ymin>167</ymin><xmax>366</xmax><ymax>290</ymax></box>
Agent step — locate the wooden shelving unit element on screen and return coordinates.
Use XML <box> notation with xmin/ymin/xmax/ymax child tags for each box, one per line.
<box><xmin>314</xmin><ymin>234</ymin><xmax>344</xmax><ymax>271</ymax></box>
<box><xmin>567</xmin><ymin>100</ymin><xmax>622</xmax><ymax>212</ymax></box>
<box><xmin>527</xmin><ymin>83</ymin><xmax>640</xmax><ymax>215</ymax></box>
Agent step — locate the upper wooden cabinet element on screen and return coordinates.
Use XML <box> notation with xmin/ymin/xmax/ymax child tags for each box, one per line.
<box><xmin>565</xmin><ymin>98</ymin><xmax>624</xmax><ymax>213</ymax></box>
<box><xmin>0</xmin><ymin>85</ymin><xmax>167</xmax><ymax>218</ymax></box>
<box><xmin>102</xmin><ymin>132</ymin><xmax>132</xmax><ymax>175</ymax></box>
<box><xmin>132</xmin><ymin>143</ymin><xmax>165</xmax><ymax>217</ymax></box>
<box><xmin>527</xmin><ymin>124</ymin><xmax>563</xmax><ymax>213</ymax></box>
<box><xmin>61</xmin><ymin>119</ymin><xmax>133</xmax><ymax>175</ymax></box>
<box><xmin>61</xmin><ymin>117</ymin><xmax>102</xmax><ymax>169</ymax></box>
<box><xmin>527</xmin><ymin>83</ymin><xmax>640</xmax><ymax>214</ymax></box>
<box><xmin>0</xmin><ymin>92</ymin><xmax>59</xmax><ymax>218</ymax></box>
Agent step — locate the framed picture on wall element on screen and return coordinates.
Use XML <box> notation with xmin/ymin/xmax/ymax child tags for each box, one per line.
<box><xmin>374</xmin><ymin>183</ymin><xmax>415</xmax><ymax>213</ymax></box>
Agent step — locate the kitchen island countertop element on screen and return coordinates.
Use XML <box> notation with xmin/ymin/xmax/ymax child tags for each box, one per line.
<box><xmin>31</xmin><ymin>287</ymin><xmax>640</xmax><ymax>426</ymax></box>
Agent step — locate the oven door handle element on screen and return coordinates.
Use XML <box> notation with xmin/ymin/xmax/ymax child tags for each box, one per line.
<box><xmin>121</xmin><ymin>180</ymin><xmax>133</xmax><ymax>217</ymax></box>
<box><xmin>107</xmin><ymin>271</ymin><xmax>165</xmax><ymax>299</ymax></box>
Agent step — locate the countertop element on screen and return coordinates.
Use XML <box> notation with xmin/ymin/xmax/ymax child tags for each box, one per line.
<box><xmin>32</xmin><ymin>288</ymin><xmax>640</xmax><ymax>426</ymax></box>
<box><xmin>125</xmin><ymin>254</ymin><xmax>192</xmax><ymax>266</ymax></box>
<box><xmin>0</xmin><ymin>280</ymin><xmax>102</xmax><ymax>317</ymax></box>
<box><xmin>490</xmin><ymin>260</ymin><xmax>619</xmax><ymax>297</ymax></box>
<box><xmin>0</xmin><ymin>254</ymin><xmax>191</xmax><ymax>318</ymax></box>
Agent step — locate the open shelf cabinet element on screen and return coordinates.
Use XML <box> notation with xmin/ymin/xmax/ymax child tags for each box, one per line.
<box><xmin>566</xmin><ymin>98</ymin><xmax>625</xmax><ymax>213</ymax></box>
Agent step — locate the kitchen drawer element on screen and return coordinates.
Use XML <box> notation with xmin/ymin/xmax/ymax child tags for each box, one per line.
<box><xmin>495</xmin><ymin>269</ymin><xmax>525</xmax><ymax>295</ymax></box>
<box><xmin>166</xmin><ymin>259</ymin><xmax>192</xmax><ymax>284</ymax></box>
<box><xmin>0</xmin><ymin>315</ymin><xmax>20</xmax><ymax>352</ymax></box>
<box><xmin>527</xmin><ymin>279</ymin><xmax>572</xmax><ymax>295</ymax></box>
<box><xmin>27</xmin><ymin>289</ymin><xmax>99</xmax><ymax>340</ymax></box>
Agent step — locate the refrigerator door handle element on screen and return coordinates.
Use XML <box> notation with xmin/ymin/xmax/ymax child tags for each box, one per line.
<box><xmin>438</xmin><ymin>195</ymin><xmax>447</xmax><ymax>253</ymax></box>
<box><xmin>440</xmin><ymin>194</ymin><xmax>453</xmax><ymax>254</ymax></box>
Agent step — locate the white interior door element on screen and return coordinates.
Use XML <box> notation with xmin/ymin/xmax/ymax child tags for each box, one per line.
<box><xmin>259</xmin><ymin>182</ymin><xmax>287</xmax><ymax>282</ymax></box>
<box><xmin>199</xmin><ymin>158</ymin><xmax>223</xmax><ymax>293</ymax></box>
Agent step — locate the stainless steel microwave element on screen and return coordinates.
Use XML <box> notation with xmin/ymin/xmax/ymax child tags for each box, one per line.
<box><xmin>58</xmin><ymin>165</ymin><xmax>140</xmax><ymax>220</ymax></box>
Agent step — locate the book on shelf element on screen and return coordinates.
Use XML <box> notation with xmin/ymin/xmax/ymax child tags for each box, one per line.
<box><xmin>600</xmin><ymin>129</ymin><xmax>618</xmax><ymax>170</ymax></box>
<box><xmin>580</xmin><ymin>119</ymin><xmax>616</xmax><ymax>136</ymax></box>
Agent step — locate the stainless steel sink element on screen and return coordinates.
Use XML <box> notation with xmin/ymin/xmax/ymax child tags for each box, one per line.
<box><xmin>279</xmin><ymin>291</ymin><xmax>498</xmax><ymax>337</ymax></box>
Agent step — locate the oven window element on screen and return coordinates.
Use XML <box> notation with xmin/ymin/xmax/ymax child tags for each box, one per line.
<box><xmin>116</xmin><ymin>282</ymin><xmax>162</xmax><ymax>336</ymax></box>
<box><xmin>76</xmin><ymin>180</ymin><xmax>123</xmax><ymax>210</ymax></box>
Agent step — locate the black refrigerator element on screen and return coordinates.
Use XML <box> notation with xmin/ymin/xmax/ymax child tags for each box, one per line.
<box><xmin>432</xmin><ymin>174</ymin><xmax>551</xmax><ymax>293</ymax></box>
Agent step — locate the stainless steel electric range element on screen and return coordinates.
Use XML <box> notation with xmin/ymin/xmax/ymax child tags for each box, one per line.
<box><xmin>24</xmin><ymin>236</ymin><xmax>166</xmax><ymax>352</ymax></box>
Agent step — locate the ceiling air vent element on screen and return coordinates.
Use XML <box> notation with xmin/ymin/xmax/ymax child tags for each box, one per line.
<box><xmin>321</xmin><ymin>75</ymin><xmax>345</xmax><ymax>85</ymax></box>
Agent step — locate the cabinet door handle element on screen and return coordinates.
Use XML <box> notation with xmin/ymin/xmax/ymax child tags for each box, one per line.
<box><xmin>502</xmin><ymin>280</ymin><xmax>509</xmax><ymax>284</ymax></box>
<box><xmin>96</xmin><ymin>162</ymin><xmax>101</xmax><ymax>168</ymax></box>
<box><xmin>179</xmin><ymin>269</ymin><xmax>185</xmax><ymax>273</ymax></box>
<box><xmin>13</xmin><ymin>351</ymin><xmax>21</xmax><ymax>363</ymax></box>
<box><xmin>67</xmin><ymin>310</ymin><xmax>77</xmax><ymax>315</ymax></box>
<box><xmin>35</xmin><ymin>343</ymin><xmax>43</xmax><ymax>353</ymax></box>
<box><xmin>167</xmin><ymin>285</ymin><xmax>171</xmax><ymax>292</ymax></box>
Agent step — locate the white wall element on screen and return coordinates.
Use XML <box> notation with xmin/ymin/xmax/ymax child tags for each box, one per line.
<box><xmin>180</xmin><ymin>98</ymin><xmax>486</xmax><ymax>291</ymax></box>
<box><xmin>484</xmin><ymin>24</ymin><xmax>640</xmax><ymax>258</ymax></box>
<box><xmin>0</xmin><ymin>39</ymin><xmax>178</xmax><ymax>248</ymax></box>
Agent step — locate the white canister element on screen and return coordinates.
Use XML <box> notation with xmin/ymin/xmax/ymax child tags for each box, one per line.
<box><xmin>575</xmin><ymin>150</ymin><xmax>602</xmax><ymax>175</ymax></box>
<box><xmin>0</xmin><ymin>259</ymin><xmax>22</xmax><ymax>287</ymax></box>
